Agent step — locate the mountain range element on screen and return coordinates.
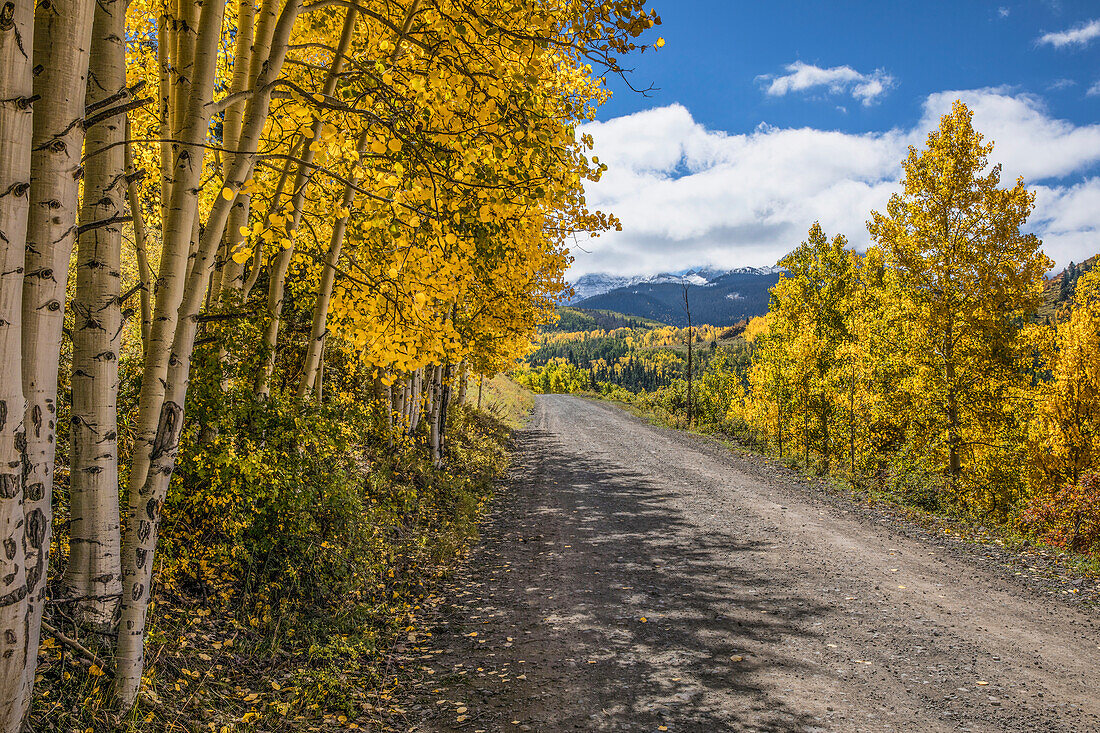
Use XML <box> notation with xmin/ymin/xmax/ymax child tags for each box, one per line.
<box><xmin>563</xmin><ymin>267</ymin><xmax>785</xmax><ymax>327</ymax></box>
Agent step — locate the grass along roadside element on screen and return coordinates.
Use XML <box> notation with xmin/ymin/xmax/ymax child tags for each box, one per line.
<box><xmin>33</xmin><ymin>381</ymin><xmax>536</xmax><ymax>733</ymax></box>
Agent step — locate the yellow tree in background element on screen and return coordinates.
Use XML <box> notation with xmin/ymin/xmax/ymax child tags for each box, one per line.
<box><xmin>1030</xmin><ymin>268</ymin><xmax>1100</xmax><ymax>489</ymax></box>
<box><xmin>867</xmin><ymin>100</ymin><xmax>1050</xmax><ymax>507</ymax></box>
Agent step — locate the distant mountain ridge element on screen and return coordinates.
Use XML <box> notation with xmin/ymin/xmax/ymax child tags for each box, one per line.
<box><xmin>563</xmin><ymin>266</ymin><xmax>785</xmax><ymax>327</ymax></box>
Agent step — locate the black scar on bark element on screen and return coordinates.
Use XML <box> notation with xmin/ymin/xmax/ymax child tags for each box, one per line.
<box><xmin>0</xmin><ymin>474</ymin><xmax>18</xmax><ymax>499</ymax></box>
<box><xmin>26</xmin><ymin>508</ymin><xmax>46</xmax><ymax>549</ymax></box>
<box><xmin>150</xmin><ymin>401</ymin><xmax>182</xmax><ymax>461</ymax></box>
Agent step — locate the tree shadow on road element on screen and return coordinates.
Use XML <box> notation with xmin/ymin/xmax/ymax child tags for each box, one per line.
<box><xmin>389</xmin><ymin>422</ymin><xmax>835</xmax><ymax>732</ymax></box>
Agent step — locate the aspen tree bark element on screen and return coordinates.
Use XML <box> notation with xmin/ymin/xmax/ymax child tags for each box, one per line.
<box><xmin>297</xmin><ymin>0</ymin><xmax>421</xmax><ymax>397</ymax></box>
<box><xmin>456</xmin><ymin>360</ymin><xmax>468</xmax><ymax>404</ymax></box>
<box><xmin>297</xmin><ymin>128</ymin><xmax>370</xmax><ymax>400</ymax></box>
<box><xmin>437</xmin><ymin>363</ymin><xmax>452</xmax><ymax>463</ymax></box>
<box><xmin>155</xmin><ymin>10</ymin><xmax>172</xmax><ymax>225</ymax></box>
<box><xmin>218</xmin><ymin>0</ymin><xmax>282</xmax><ymax>303</ymax></box>
<box><xmin>113</xmin><ymin>0</ymin><xmax>228</xmax><ymax>708</ymax></box>
<box><xmin>125</xmin><ymin>121</ymin><xmax>153</xmax><ymax>350</ymax></box>
<box><xmin>0</xmin><ymin>0</ymin><xmax>35</xmax><ymax>726</ymax></box>
<box><xmin>428</xmin><ymin>364</ymin><xmax>443</xmax><ymax>465</ymax></box>
<box><xmin>256</xmin><ymin>7</ymin><xmax>357</xmax><ymax>398</ymax></box>
<box><xmin>407</xmin><ymin>367</ymin><xmax>418</xmax><ymax>431</ymax></box>
<box><xmin>114</xmin><ymin>0</ymin><xmax>302</xmax><ymax>709</ymax></box>
<box><xmin>383</xmin><ymin>378</ymin><xmax>393</xmax><ymax>435</ymax></box>
<box><xmin>63</xmin><ymin>0</ymin><xmax>126</xmax><ymax>631</ymax></box>
<box><xmin>19</xmin><ymin>0</ymin><xmax>96</xmax><ymax>715</ymax></box>
<box><xmin>214</xmin><ymin>0</ymin><xmax>253</xmax><ymax>299</ymax></box>
<box><xmin>172</xmin><ymin>0</ymin><xmax>199</xmax><ymax>134</ymax></box>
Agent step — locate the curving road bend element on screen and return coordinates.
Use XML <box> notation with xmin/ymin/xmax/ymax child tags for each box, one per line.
<box><xmin>391</xmin><ymin>395</ymin><xmax>1100</xmax><ymax>732</ymax></box>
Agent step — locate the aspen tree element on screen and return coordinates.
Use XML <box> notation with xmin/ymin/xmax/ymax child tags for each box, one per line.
<box><xmin>64</xmin><ymin>0</ymin><xmax>127</xmax><ymax>630</ymax></box>
<box><xmin>113</xmin><ymin>0</ymin><xmax>230</xmax><ymax>706</ymax></box>
<box><xmin>211</xmin><ymin>0</ymin><xmax>255</xmax><ymax>307</ymax></box>
<box><xmin>0</xmin><ymin>0</ymin><xmax>35</xmax><ymax>724</ymax></box>
<box><xmin>18</xmin><ymin>0</ymin><xmax>96</xmax><ymax>714</ymax></box>
<box><xmin>868</xmin><ymin>101</ymin><xmax>1049</xmax><ymax>495</ymax></box>
<box><xmin>125</xmin><ymin>121</ymin><xmax>153</xmax><ymax>350</ymax></box>
<box><xmin>255</xmin><ymin>6</ymin><xmax>358</xmax><ymax>397</ymax></box>
<box><xmin>115</xmin><ymin>0</ymin><xmax>304</xmax><ymax>708</ymax></box>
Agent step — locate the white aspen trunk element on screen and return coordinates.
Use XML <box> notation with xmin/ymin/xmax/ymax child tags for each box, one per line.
<box><xmin>112</xmin><ymin>0</ymin><xmax>227</xmax><ymax>708</ymax></box>
<box><xmin>156</xmin><ymin>10</ymin><xmax>172</xmax><ymax>226</ymax></box>
<box><xmin>297</xmin><ymin>0</ymin><xmax>421</xmax><ymax>399</ymax></box>
<box><xmin>382</xmin><ymin>377</ymin><xmax>393</xmax><ymax>437</ymax></box>
<box><xmin>171</xmin><ymin>0</ymin><xmax>198</xmax><ymax>136</ymax></box>
<box><xmin>437</xmin><ymin>363</ymin><xmax>452</xmax><ymax>462</ymax></box>
<box><xmin>409</xmin><ymin>369</ymin><xmax>422</xmax><ymax>434</ymax></box>
<box><xmin>394</xmin><ymin>376</ymin><xmax>407</xmax><ymax>433</ymax></box>
<box><xmin>0</xmin><ymin>0</ymin><xmax>35</xmax><ymax>727</ymax></box>
<box><xmin>456</xmin><ymin>360</ymin><xmax>468</xmax><ymax>404</ymax></box>
<box><xmin>236</xmin><ymin>142</ymin><xmax>291</xmax><ymax>301</ymax></box>
<box><xmin>428</xmin><ymin>365</ymin><xmax>443</xmax><ymax>464</ymax></box>
<box><xmin>214</xmin><ymin>0</ymin><xmax>254</xmax><ymax>300</ymax></box>
<box><xmin>125</xmin><ymin>121</ymin><xmax>153</xmax><ymax>351</ymax></box>
<box><xmin>19</xmin><ymin>0</ymin><xmax>96</xmax><ymax>714</ymax></box>
<box><xmin>314</xmin><ymin>342</ymin><xmax>323</xmax><ymax>401</ymax></box>
<box><xmin>114</xmin><ymin>0</ymin><xmax>301</xmax><ymax>709</ymax></box>
<box><xmin>63</xmin><ymin>0</ymin><xmax>125</xmax><ymax>631</ymax></box>
<box><xmin>297</xmin><ymin>130</ymin><xmax>369</xmax><ymax>399</ymax></box>
<box><xmin>220</xmin><ymin>0</ymin><xmax>277</xmax><ymax>304</ymax></box>
<box><xmin>256</xmin><ymin>7</ymin><xmax>357</xmax><ymax>398</ymax></box>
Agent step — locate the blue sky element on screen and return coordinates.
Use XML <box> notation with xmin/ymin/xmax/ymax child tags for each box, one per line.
<box><xmin>574</xmin><ymin>1</ymin><xmax>1100</xmax><ymax>275</ymax></box>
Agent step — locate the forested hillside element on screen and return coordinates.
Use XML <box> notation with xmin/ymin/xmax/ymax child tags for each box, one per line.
<box><xmin>520</xmin><ymin>103</ymin><xmax>1100</xmax><ymax>567</ymax></box>
<box><xmin>0</xmin><ymin>0</ymin><xmax>661</xmax><ymax>729</ymax></box>
<box><xmin>573</xmin><ymin>268</ymin><xmax>782</xmax><ymax>326</ymax></box>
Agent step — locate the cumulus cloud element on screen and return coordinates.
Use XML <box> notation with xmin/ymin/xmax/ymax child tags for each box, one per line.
<box><xmin>573</xmin><ymin>91</ymin><xmax>1100</xmax><ymax>276</ymax></box>
<box><xmin>758</xmin><ymin>61</ymin><xmax>895</xmax><ymax>106</ymax></box>
<box><xmin>1037</xmin><ymin>19</ymin><xmax>1100</xmax><ymax>47</ymax></box>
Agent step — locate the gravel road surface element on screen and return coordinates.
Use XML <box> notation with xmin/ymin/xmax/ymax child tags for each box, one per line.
<box><xmin>388</xmin><ymin>395</ymin><xmax>1100</xmax><ymax>732</ymax></box>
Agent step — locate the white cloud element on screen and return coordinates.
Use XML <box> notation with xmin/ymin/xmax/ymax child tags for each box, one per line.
<box><xmin>1037</xmin><ymin>19</ymin><xmax>1100</xmax><ymax>47</ymax></box>
<box><xmin>1088</xmin><ymin>80</ymin><xmax>1100</xmax><ymax>96</ymax></box>
<box><xmin>758</xmin><ymin>61</ymin><xmax>895</xmax><ymax>106</ymax></box>
<box><xmin>573</xmin><ymin>91</ymin><xmax>1100</xmax><ymax>276</ymax></box>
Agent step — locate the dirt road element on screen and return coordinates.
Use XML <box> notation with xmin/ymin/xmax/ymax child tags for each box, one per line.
<box><xmin>388</xmin><ymin>395</ymin><xmax>1100</xmax><ymax>732</ymax></box>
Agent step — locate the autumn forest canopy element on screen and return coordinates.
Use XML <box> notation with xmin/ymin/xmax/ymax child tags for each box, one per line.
<box><xmin>0</xmin><ymin>0</ymin><xmax>658</xmax><ymax>727</ymax></box>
